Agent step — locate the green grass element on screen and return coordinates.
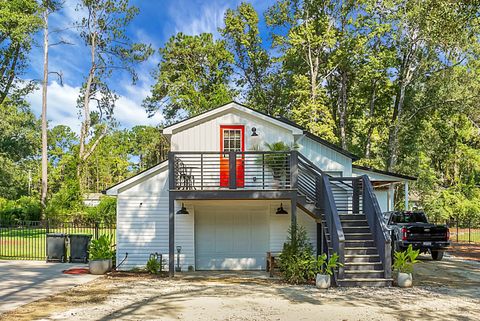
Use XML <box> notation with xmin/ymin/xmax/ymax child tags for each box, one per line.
<box><xmin>451</xmin><ymin>228</ymin><xmax>480</xmax><ymax>243</ymax></box>
<box><xmin>0</xmin><ymin>227</ymin><xmax>116</xmax><ymax>260</ymax></box>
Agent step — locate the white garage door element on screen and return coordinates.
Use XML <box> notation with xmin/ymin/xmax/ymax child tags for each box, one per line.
<box><xmin>195</xmin><ymin>206</ymin><xmax>268</xmax><ymax>270</ymax></box>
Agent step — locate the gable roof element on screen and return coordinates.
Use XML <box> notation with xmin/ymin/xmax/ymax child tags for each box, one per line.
<box><xmin>163</xmin><ymin>101</ymin><xmax>303</xmax><ymax>136</ymax></box>
<box><xmin>103</xmin><ymin>160</ymin><xmax>168</xmax><ymax>195</ymax></box>
<box><xmin>352</xmin><ymin>164</ymin><xmax>417</xmax><ymax>181</ymax></box>
<box><xmin>163</xmin><ymin>101</ymin><xmax>360</xmax><ymax>160</ymax></box>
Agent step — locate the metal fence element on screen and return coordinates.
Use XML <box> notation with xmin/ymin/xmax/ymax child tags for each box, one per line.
<box><xmin>0</xmin><ymin>220</ymin><xmax>116</xmax><ymax>260</ymax></box>
<box><xmin>431</xmin><ymin>219</ymin><xmax>480</xmax><ymax>244</ymax></box>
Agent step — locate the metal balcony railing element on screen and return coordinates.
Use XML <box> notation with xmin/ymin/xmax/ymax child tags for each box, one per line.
<box><xmin>169</xmin><ymin>151</ymin><xmax>297</xmax><ymax>191</ymax></box>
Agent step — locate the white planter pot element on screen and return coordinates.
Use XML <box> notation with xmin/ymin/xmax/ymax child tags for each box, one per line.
<box><xmin>89</xmin><ymin>259</ymin><xmax>112</xmax><ymax>275</ymax></box>
<box><xmin>316</xmin><ymin>274</ymin><xmax>331</xmax><ymax>289</ymax></box>
<box><xmin>397</xmin><ymin>272</ymin><xmax>413</xmax><ymax>288</ymax></box>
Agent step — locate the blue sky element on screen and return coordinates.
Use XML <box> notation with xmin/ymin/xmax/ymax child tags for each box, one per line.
<box><xmin>25</xmin><ymin>0</ymin><xmax>276</xmax><ymax>133</ymax></box>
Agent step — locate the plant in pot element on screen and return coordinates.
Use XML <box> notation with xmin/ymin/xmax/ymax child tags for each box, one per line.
<box><xmin>264</xmin><ymin>142</ymin><xmax>297</xmax><ymax>188</ymax></box>
<box><xmin>314</xmin><ymin>253</ymin><xmax>341</xmax><ymax>289</ymax></box>
<box><xmin>89</xmin><ymin>235</ymin><xmax>114</xmax><ymax>275</ymax></box>
<box><xmin>393</xmin><ymin>244</ymin><xmax>420</xmax><ymax>287</ymax></box>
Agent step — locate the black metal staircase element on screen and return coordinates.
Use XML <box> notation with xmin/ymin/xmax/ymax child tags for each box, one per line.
<box><xmin>296</xmin><ymin>154</ymin><xmax>392</xmax><ymax>287</ymax></box>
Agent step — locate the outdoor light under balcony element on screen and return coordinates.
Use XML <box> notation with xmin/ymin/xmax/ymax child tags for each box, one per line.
<box><xmin>276</xmin><ymin>203</ymin><xmax>288</xmax><ymax>215</ymax></box>
<box><xmin>176</xmin><ymin>203</ymin><xmax>189</xmax><ymax>215</ymax></box>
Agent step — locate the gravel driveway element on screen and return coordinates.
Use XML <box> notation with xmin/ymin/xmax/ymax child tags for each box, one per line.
<box><xmin>1</xmin><ymin>256</ymin><xmax>479</xmax><ymax>321</ymax></box>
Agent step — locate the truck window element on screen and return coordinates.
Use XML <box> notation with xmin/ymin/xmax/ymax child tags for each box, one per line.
<box><xmin>391</xmin><ymin>212</ymin><xmax>428</xmax><ymax>224</ymax></box>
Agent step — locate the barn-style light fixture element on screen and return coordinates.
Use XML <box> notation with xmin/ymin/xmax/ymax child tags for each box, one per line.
<box><xmin>251</xmin><ymin>127</ymin><xmax>258</xmax><ymax>136</ymax></box>
<box><xmin>276</xmin><ymin>203</ymin><xmax>288</xmax><ymax>215</ymax></box>
<box><xmin>176</xmin><ymin>203</ymin><xmax>189</xmax><ymax>215</ymax></box>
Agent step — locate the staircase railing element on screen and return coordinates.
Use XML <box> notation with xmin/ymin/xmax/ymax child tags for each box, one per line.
<box><xmin>297</xmin><ymin>155</ymin><xmax>345</xmax><ymax>279</ymax></box>
<box><xmin>362</xmin><ymin>175</ymin><xmax>392</xmax><ymax>280</ymax></box>
<box><xmin>321</xmin><ymin>175</ymin><xmax>345</xmax><ymax>279</ymax></box>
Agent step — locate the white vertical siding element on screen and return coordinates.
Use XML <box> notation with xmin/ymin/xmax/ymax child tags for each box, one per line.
<box><xmin>297</xmin><ymin>136</ymin><xmax>352</xmax><ymax>176</ymax></box>
<box><xmin>268</xmin><ymin>203</ymin><xmax>317</xmax><ymax>253</ymax></box>
<box><xmin>170</xmin><ymin>110</ymin><xmax>294</xmax><ymax>152</ymax></box>
<box><xmin>175</xmin><ymin>202</ymin><xmax>195</xmax><ymax>270</ymax></box>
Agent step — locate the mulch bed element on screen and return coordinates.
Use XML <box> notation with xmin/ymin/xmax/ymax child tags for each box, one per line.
<box><xmin>447</xmin><ymin>242</ymin><xmax>480</xmax><ymax>262</ymax></box>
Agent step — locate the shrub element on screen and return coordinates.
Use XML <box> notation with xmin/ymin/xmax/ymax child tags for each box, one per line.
<box><xmin>89</xmin><ymin>235</ymin><xmax>114</xmax><ymax>260</ymax></box>
<box><xmin>278</xmin><ymin>225</ymin><xmax>317</xmax><ymax>284</ymax></box>
<box><xmin>84</xmin><ymin>196</ymin><xmax>116</xmax><ymax>224</ymax></box>
<box><xmin>0</xmin><ymin>196</ymin><xmax>41</xmax><ymax>222</ymax></box>
<box><xmin>393</xmin><ymin>244</ymin><xmax>420</xmax><ymax>274</ymax></box>
<box><xmin>146</xmin><ymin>255</ymin><xmax>161</xmax><ymax>274</ymax></box>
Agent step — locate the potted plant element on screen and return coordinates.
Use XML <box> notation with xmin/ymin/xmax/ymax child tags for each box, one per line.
<box><xmin>264</xmin><ymin>142</ymin><xmax>297</xmax><ymax>188</ymax></box>
<box><xmin>89</xmin><ymin>235</ymin><xmax>114</xmax><ymax>275</ymax></box>
<box><xmin>315</xmin><ymin>253</ymin><xmax>341</xmax><ymax>289</ymax></box>
<box><xmin>392</xmin><ymin>244</ymin><xmax>420</xmax><ymax>287</ymax></box>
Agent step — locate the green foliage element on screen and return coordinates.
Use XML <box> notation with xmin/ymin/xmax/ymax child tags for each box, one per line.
<box><xmin>393</xmin><ymin>245</ymin><xmax>420</xmax><ymax>274</ymax></box>
<box><xmin>0</xmin><ymin>196</ymin><xmax>41</xmax><ymax>222</ymax></box>
<box><xmin>315</xmin><ymin>252</ymin><xmax>342</xmax><ymax>276</ymax></box>
<box><xmin>143</xmin><ymin>32</ymin><xmax>234</xmax><ymax>121</ymax></box>
<box><xmin>85</xmin><ymin>197</ymin><xmax>117</xmax><ymax>225</ymax></box>
<box><xmin>146</xmin><ymin>255</ymin><xmax>161</xmax><ymax>274</ymax></box>
<box><xmin>263</xmin><ymin>141</ymin><xmax>297</xmax><ymax>180</ymax></box>
<box><xmin>89</xmin><ymin>234</ymin><xmax>114</xmax><ymax>260</ymax></box>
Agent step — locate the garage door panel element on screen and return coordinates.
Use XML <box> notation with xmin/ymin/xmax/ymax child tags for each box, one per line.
<box><xmin>196</xmin><ymin>207</ymin><xmax>268</xmax><ymax>270</ymax></box>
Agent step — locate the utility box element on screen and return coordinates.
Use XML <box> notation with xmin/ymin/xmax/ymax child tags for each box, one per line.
<box><xmin>69</xmin><ymin>234</ymin><xmax>92</xmax><ymax>263</ymax></box>
<box><xmin>46</xmin><ymin>233</ymin><xmax>67</xmax><ymax>262</ymax></box>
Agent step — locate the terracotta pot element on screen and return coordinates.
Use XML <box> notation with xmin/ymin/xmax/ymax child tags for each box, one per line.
<box><xmin>316</xmin><ymin>274</ymin><xmax>331</xmax><ymax>289</ymax></box>
<box><xmin>397</xmin><ymin>272</ymin><xmax>413</xmax><ymax>288</ymax></box>
<box><xmin>89</xmin><ymin>259</ymin><xmax>112</xmax><ymax>275</ymax></box>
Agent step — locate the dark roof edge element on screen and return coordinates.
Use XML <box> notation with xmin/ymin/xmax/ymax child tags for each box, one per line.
<box><xmin>352</xmin><ymin>164</ymin><xmax>417</xmax><ymax>181</ymax></box>
<box><xmin>102</xmin><ymin>160</ymin><xmax>168</xmax><ymax>194</ymax></box>
<box><xmin>303</xmin><ymin>132</ymin><xmax>360</xmax><ymax>161</ymax></box>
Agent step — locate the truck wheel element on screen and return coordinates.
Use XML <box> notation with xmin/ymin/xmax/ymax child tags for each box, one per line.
<box><xmin>431</xmin><ymin>250</ymin><xmax>444</xmax><ymax>261</ymax></box>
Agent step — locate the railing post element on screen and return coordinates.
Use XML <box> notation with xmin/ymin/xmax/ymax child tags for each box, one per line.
<box><xmin>200</xmin><ymin>153</ymin><xmax>204</xmax><ymax>190</ymax></box>
<box><xmin>352</xmin><ymin>178</ymin><xmax>360</xmax><ymax>214</ymax></box>
<box><xmin>229</xmin><ymin>151</ymin><xmax>236</xmax><ymax>189</ymax></box>
<box><xmin>94</xmin><ymin>222</ymin><xmax>99</xmax><ymax>240</ymax></box>
<box><xmin>168</xmin><ymin>152</ymin><xmax>175</xmax><ymax>190</ymax></box>
<box><xmin>290</xmin><ymin>151</ymin><xmax>298</xmax><ymax>189</ymax></box>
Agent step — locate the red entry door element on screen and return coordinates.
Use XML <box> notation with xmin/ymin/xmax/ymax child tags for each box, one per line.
<box><xmin>220</xmin><ymin>125</ymin><xmax>245</xmax><ymax>188</ymax></box>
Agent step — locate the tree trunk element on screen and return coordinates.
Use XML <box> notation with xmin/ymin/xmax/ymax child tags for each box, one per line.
<box><xmin>337</xmin><ymin>69</ymin><xmax>348</xmax><ymax>149</ymax></box>
<box><xmin>40</xmin><ymin>8</ymin><xmax>49</xmax><ymax>215</ymax></box>
<box><xmin>387</xmin><ymin>82</ymin><xmax>406</xmax><ymax>171</ymax></box>
<box><xmin>365</xmin><ymin>82</ymin><xmax>377</xmax><ymax>159</ymax></box>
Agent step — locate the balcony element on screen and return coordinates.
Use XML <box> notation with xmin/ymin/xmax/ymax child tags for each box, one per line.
<box><xmin>168</xmin><ymin>151</ymin><xmax>298</xmax><ymax>192</ymax></box>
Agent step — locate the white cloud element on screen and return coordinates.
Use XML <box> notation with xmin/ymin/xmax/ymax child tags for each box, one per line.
<box><xmin>168</xmin><ymin>1</ymin><xmax>230</xmax><ymax>37</ymax></box>
<box><xmin>26</xmin><ymin>81</ymin><xmax>164</xmax><ymax>133</ymax></box>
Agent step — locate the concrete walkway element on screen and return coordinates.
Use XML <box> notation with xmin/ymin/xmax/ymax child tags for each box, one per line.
<box><xmin>0</xmin><ymin>260</ymin><xmax>100</xmax><ymax>315</ymax></box>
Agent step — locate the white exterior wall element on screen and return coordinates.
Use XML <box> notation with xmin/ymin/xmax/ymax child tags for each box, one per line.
<box><xmin>170</xmin><ymin>110</ymin><xmax>294</xmax><ymax>152</ymax></box>
<box><xmin>297</xmin><ymin>136</ymin><xmax>352</xmax><ymax>176</ymax></box>
<box><xmin>116</xmin><ymin>168</ymin><xmax>169</xmax><ymax>271</ymax></box>
<box><xmin>374</xmin><ymin>190</ymin><xmax>389</xmax><ymax>213</ymax></box>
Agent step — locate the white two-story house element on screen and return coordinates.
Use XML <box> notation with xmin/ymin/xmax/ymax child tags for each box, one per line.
<box><xmin>105</xmin><ymin>102</ymin><xmax>415</xmax><ymax>286</ymax></box>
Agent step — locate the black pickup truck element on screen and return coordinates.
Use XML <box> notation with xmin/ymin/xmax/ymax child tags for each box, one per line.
<box><xmin>384</xmin><ymin>211</ymin><xmax>450</xmax><ymax>260</ymax></box>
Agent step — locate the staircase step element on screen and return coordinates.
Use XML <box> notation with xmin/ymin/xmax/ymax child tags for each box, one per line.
<box><xmin>338</xmin><ymin>214</ymin><xmax>367</xmax><ymax>221</ymax></box>
<box><xmin>340</xmin><ymin>220</ymin><xmax>369</xmax><ymax>227</ymax></box>
<box><xmin>345</xmin><ymin>254</ymin><xmax>381</xmax><ymax>262</ymax></box>
<box><xmin>344</xmin><ymin>270</ymin><xmax>385</xmax><ymax>279</ymax></box>
<box><xmin>344</xmin><ymin>262</ymin><xmax>384</xmax><ymax>271</ymax></box>
<box><xmin>343</xmin><ymin>226</ymin><xmax>371</xmax><ymax>234</ymax></box>
<box><xmin>337</xmin><ymin>278</ymin><xmax>393</xmax><ymax>287</ymax></box>
<box><xmin>344</xmin><ymin>233</ymin><xmax>373</xmax><ymax>240</ymax></box>
<box><xmin>344</xmin><ymin>247</ymin><xmax>378</xmax><ymax>255</ymax></box>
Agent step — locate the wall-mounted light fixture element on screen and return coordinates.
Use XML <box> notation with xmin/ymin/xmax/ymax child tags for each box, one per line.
<box><xmin>276</xmin><ymin>203</ymin><xmax>288</xmax><ymax>215</ymax></box>
<box><xmin>251</xmin><ymin>127</ymin><xmax>258</xmax><ymax>136</ymax></box>
<box><xmin>176</xmin><ymin>203</ymin><xmax>189</xmax><ymax>215</ymax></box>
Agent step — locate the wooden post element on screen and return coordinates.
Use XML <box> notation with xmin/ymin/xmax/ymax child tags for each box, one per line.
<box><xmin>168</xmin><ymin>152</ymin><xmax>175</xmax><ymax>190</ymax></box>
<box><xmin>169</xmin><ymin>197</ymin><xmax>175</xmax><ymax>277</ymax></box>
<box><xmin>229</xmin><ymin>151</ymin><xmax>236</xmax><ymax>189</ymax></box>
<box><xmin>352</xmin><ymin>178</ymin><xmax>360</xmax><ymax>214</ymax></box>
<box><xmin>290</xmin><ymin>151</ymin><xmax>298</xmax><ymax>189</ymax></box>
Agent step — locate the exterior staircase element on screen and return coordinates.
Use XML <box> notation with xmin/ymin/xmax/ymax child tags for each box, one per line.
<box><xmin>296</xmin><ymin>154</ymin><xmax>392</xmax><ymax>287</ymax></box>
